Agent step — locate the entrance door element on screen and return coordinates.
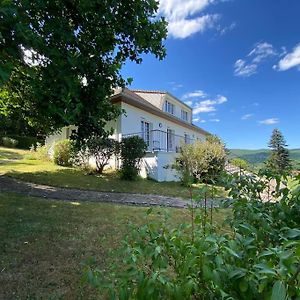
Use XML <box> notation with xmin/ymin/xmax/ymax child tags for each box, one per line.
<box><xmin>141</xmin><ymin>120</ymin><xmax>151</xmax><ymax>150</ymax></box>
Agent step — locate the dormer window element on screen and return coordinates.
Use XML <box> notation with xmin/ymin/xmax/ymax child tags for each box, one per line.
<box><xmin>164</xmin><ymin>101</ymin><xmax>174</xmax><ymax>115</ymax></box>
<box><xmin>181</xmin><ymin>109</ymin><xmax>188</xmax><ymax>121</ymax></box>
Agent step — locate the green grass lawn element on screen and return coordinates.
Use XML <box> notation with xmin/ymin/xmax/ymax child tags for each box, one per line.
<box><xmin>0</xmin><ymin>147</ymin><xmax>227</xmax><ymax>199</ymax></box>
<box><xmin>0</xmin><ymin>193</ymin><xmax>230</xmax><ymax>299</ymax></box>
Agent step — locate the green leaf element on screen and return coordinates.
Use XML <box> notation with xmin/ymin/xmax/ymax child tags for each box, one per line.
<box><xmin>286</xmin><ymin>228</ymin><xmax>300</xmax><ymax>239</ymax></box>
<box><xmin>229</xmin><ymin>268</ymin><xmax>246</xmax><ymax>280</ymax></box>
<box><xmin>255</xmin><ymin>263</ymin><xmax>277</xmax><ymax>275</ymax></box>
<box><xmin>271</xmin><ymin>281</ymin><xmax>286</xmax><ymax>300</ymax></box>
<box><xmin>224</xmin><ymin>246</ymin><xmax>241</xmax><ymax>259</ymax></box>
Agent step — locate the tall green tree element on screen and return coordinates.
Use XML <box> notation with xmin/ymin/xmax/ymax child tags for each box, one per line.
<box><xmin>0</xmin><ymin>0</ymin><xmax>167</xmax><ymax>140</ymax></box>
<box><xmin>266</xmin><ymin>129</ymin><xmax>292</xmax><ymax>174</ymax></box>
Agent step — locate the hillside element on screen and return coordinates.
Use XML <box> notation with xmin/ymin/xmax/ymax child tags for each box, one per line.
<box><xmin>229</xmin><ymin>148</ymin><xmax>300</xmax><ymax>169</ymax></box>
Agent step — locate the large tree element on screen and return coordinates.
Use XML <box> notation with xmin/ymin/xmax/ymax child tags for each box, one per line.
<box><xmin>266</xmin><ymin>129</ymin><xmax>292</xmax><ymax>174</ymax></box>
<box><xmin>0</xmin><ymin>0</ymin><xmax>167</xmax><ymax>140</ymax></box>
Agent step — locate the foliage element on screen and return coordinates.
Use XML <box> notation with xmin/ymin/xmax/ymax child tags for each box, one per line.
<box><xmin>120</xmin><ymin>136</ymin><xmax>147</xmax><ymax>180</ymax></box>
<box><xmin>175</xmin><ymin>138</ymin><xmax>226</xmax><ymax>186</ymax></box>
<box><xmin>74</xmin><ymin>135</ymin><xmax>118</xmax><ymax>174</ymax></box>
<box><xmin>1</xmin><ymin>136</ymin><xmax>18</xmax><ymax>148</ymax></box>
<box><xmin>0</xmin><ymin>0</ymin><xmax>167</xmax><ymax>140</ymax></box>
<box><xmin>53</xmin><ymin>139</ymin><xmax>74</xmax><ymax>167</ymax></box>
<box><xmin>231</xmin><ymin>158</ymin><xmax>250</xmax><ymax>170</ymax></box>
<box><xmin>266</xmin><ymin>129</ymin><xmax>292</xmax><ymax>175</ymax></box>
<box><xmin>25</xmin><ymin>142</ymin><xmax>49</xmax><ymax>161</ymax></box>
<box><xmin>86</xmin><ymin>173</ymin><xmax>300</xmax><ymax>299</ymax></box>
<box><xmin>0</xmin><ymin>88</ymin><xmax>47</xmax><ymax>137</ymax></box>
<box><xmin>1</xmin><ymin>134</ymin><xmax>42</xmax><ymax>149</ymax></box>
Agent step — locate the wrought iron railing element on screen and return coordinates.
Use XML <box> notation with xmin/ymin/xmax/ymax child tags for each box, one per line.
<box><xmin>122</xmin><ymin>129</ymin><xmax>195</xmax><ymax>152</ymax></box>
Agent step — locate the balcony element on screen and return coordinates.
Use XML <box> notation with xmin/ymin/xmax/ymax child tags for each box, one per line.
<box><xmin>122</xmin><ymin>129</ymin><xmax>195</xmax><ymax>153</ymax></box>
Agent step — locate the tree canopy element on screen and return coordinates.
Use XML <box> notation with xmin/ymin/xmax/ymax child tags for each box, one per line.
<box><xmin>0</xmin><ymin>0</ymin><xmax>167</xmax><ymax>139</ymax></box>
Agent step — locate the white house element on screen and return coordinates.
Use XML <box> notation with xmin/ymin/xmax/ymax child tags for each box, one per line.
<box><xmin>46</xmin><ymin>88</ymin><xmax>210</xmax><ymax>182</ymax></box>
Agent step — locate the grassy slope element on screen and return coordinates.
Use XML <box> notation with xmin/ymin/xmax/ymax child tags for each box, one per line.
<box><xmin>229</xmin><ymin>148</ymin><xmax>300</xmax><ymax>168</ymax></box>
<box><xmin>0</xmin><ymin>147</ymin><xmax>226</xmax><ymax>199</ymax></box>
<box><xmin>0</xmin><ymin>193</ymin><xmax>230</xmax><ymax>299</ymax></box>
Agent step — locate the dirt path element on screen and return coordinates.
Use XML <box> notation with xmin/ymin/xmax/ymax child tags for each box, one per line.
<box><xmin>0</xmin><ymin>175</ymin><xmax>225</xmax><ymax>209</ymax></box>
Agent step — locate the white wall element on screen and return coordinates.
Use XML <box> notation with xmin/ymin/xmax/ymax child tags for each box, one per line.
<box><xmin>140</xmin><ymin>152</ymin><xmax>180</xmax><ymax>182</ymax></box>
<box><xmin>121</xmin><ymin>102</ymin><xmax>206</xmax><ymax>142</ymax></box>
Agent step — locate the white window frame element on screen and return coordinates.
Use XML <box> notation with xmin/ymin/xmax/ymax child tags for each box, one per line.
<box><xmin>164</xmin><ymin>101</ymin><xmax>175</xmax><ymax>115</ymax></box>
<box><xmin>181</xmin><ymin>109</ymin><xmax>188</xmax><ymax>121</ymax></box>
<box><xmin>141</xmin><ymin>120</ymin><xmax>151</xmax><ymax>148</ymax></box>
<box><xmin>167</xmin><ymin>128</ymin><xmax>175</xmax><ymax>152</ymax></box>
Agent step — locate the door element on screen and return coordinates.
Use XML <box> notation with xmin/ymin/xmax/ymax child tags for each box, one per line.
<box><xmin>167</xmin><ymin>129</ymin><xmax>175</xmax><ymax>152</ymax></box>
<box><xmin>141</xmin><ymin>120</ymin><xmax>151</xmax><ymax>150</ymax></box>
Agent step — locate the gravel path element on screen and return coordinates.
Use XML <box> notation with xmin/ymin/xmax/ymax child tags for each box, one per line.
<box><xmin>0</xmin><ymin>175</ymin><xmax>225</xmax><ymax>209</ymax></box>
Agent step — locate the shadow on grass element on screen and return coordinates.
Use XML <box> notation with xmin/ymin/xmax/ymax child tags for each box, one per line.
<box><xmin>0</xmin><ymin>149</ymin><xmax>24</xmax><ymax>160</ymax></box>
<box><xmin>5</xmin><ymin>167</ymin><xmax>227</xmax><ymax>200</ymax></box>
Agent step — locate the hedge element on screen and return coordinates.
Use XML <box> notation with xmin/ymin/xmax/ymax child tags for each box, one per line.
<box><xmin>0</xmin><ymin>135</ymin><xmax>44</xmax><ymax>149</ymax></box>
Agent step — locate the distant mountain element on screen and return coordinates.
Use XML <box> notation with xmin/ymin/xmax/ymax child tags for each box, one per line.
<box><xmin>229</xmin><ymin>148</ymin><xmax>300</xmax><ymax>169</ymax></box>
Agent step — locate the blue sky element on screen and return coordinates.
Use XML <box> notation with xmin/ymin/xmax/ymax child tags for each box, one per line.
<box><xmin>122</xmin><ymin>0</ymin><xmax>300</xmax><ymax>149</ymax></box>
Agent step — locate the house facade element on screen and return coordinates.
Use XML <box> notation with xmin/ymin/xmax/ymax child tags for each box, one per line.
<box><xmin>46</xmin><ymin>88</ymin><xmax>210</xmax><ymax>182</ymax></box>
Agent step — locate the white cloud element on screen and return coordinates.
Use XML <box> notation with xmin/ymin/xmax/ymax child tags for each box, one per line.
<box><xmin>274</xmin><ymin>43</ymin><xmax>300</xmax><ymax>71</ymax></box>
<box><xmin>184</xmin><ymin>100</ymin><xmax>193</xmax><ymax>106</ymax></box>
<box><xmin>218</xmin><ymin>22</ymin><xmax>236</xmax><ymax>36</ymax></box>
<box><xmin>259</xmin><ymin>118</ymin><xmax>279</xmax><ymax>125</ymax></box>
<box><xmin>183</xmin><ymin>89</ymin><xmax>207</xmax><ymax>99</ymax></box>
<box><xmin>241</xmin><ymin>113</ymin><xmax>253</xmax><ymax>120</ymax></box>
<box><xmin>248</xmin><ymin>42</ymin><xmax>277</xmax><ymax>63</ymax></box>
<box><xmin>209</xmin><ymin>118</ymin><xmax>220</xmax><ymax>122</ymax></box>
<box><xmin>182</xmin><ymin>89</ymin><xmax>228</xmax><ymax>115</ymax></box>
<box><xmin>168</xmin><ymin>81</ymin><xmax>183</xmax><ymax>91</ymax></box>
<box><xmin>159</xmin><ymin>0</ymin><xmax>221</xmax><ymax>39</ymax></box>
<box><xmin>193</xmin><ymin>118</ymin><xmax>206</xmax><ymax>123</ymax></box>
<box><xmin>168</xmin><ymin>14</ymin><xmax>219</xmax><ymax>39</ymax></box>
<box><xmin>234</xmin><ymin>42</ymin><xmax>277</xmax><ymax>77</ymax></box>
<box><xmin>234</xmin><ymin>59</ymin><xmax>257</xmax><ymax>77</ymax></box>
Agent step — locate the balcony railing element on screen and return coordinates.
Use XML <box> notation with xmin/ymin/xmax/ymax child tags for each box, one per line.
<box><xmin>122</xmin><ymin>129</ymin><xmax>195</xmax><ymax>152</ymax></box>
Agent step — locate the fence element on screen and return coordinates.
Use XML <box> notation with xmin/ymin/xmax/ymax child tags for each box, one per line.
<box><xmin>123</xmin><ymin>129</ymin><xmax>195</xmax><ymax>153</ymax></box>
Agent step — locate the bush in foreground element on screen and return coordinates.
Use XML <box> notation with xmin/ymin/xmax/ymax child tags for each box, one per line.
<box><xmin>120</xmin><ymin>136</ymin><xmax>147</xmax><ymax>180</ymax></box>
<box><xmin>84</xmin><ymin>172</ymin><xmax>300</xmax><ymax>299</ymax></box>
<box><xmin>174</xmin><ymin>136</ymin><xmax>226</xmax><ymax>186</ymax></box>
<box><xmin>53</xmin><ymin>139</ymin><xmax>74</xmax><ymax>167</ymax></box>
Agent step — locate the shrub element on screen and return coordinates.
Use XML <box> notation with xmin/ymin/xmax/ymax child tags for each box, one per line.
<box><xmin>53</xmin><ymin>139</ymin><xmax>74</xmax><ymax>166</ymax></box>
<box><xmin>25</xmin><ymin>143</ymin><xmax>50</xmax><ymax>161</ymax></box>
<box><xmin>0</xmin><ymin>134</ymin><xmax>44</xmax><ymax>149</ymax></box>
<box><xmin>120</xmin><ymin>136</ymin><xmax>147</xmax><ymax>180</ymax></box>
<box><xmin>174</xmin><ymin>137</ymin><xmax>226</xmax><ymax>186</ymax></box>
<box><xmin>231</xmin><ymin>158</ymin><xmax>250</xmax><ymax>170</ymax></box>
<box><xmin>85</xmin><ymin>173</ymin><xmax>300</xmax><ymax>299</ymax></box>
<box><xmin>1</xmin><ymin>137</ymin><xmax>18</xmax><ymax>148</ymax></box>
<box><xmin>73</xmin><ymin>135</ymin><xmax>118</xmax><ymax>174</ymax></box>
<box><xmin>10</xmin><ymin>135</ymin><xmax>42</xmax><ymax>149</ymax></box>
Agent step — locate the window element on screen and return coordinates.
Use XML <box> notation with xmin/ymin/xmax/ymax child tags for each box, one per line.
<box><xmin>181</xmin><ymin>109</ymin><xmax>188</xmax><ymax>121</ymax></box>
<box><xmin>141</xmin><ymin>120</ymin><xmax>151</xmax><ymax>147</ymax></box>
<box><xmin>184</xmin><ymin>133</ymin><xmax>190</xmax><ymax>144</ymax></box>
<box><xmin>164</xmin><ymin>101</ymin><xmax>175</xmax><ymax>115</ymax></box>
